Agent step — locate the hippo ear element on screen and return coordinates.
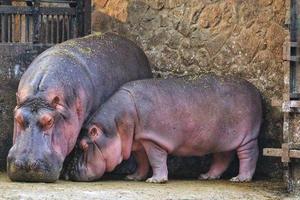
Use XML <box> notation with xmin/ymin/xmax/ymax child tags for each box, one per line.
<box><xmin>51</xmin><ymin>96</ymin><xmax>60</xmax><ymax>108</ymax></box>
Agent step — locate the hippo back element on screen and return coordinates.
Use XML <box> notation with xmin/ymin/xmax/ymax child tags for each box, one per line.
<box><xmin>18</xmin><ymin>32</ymin><xmax>153</xmax><ymax>118</ymax></box>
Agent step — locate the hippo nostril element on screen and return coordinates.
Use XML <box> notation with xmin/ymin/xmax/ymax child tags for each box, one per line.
<box><xmin>27</xmin><ymin>160</ymin><xmax>47</xmax><ymax>171</ymax></box>
<box><xmin>29</xmin><ymin>162</ymin><xmax>38</xmax><ymax>171</ymax></box>
<box><xmin>11</xmin><ymin>159</ymin><xmax>45</xmax><ymax>171</ymax></box>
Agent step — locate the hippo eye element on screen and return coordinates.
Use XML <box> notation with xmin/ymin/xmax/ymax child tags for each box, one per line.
<box><xmin>39</xmin><ymin>114</ymin><xmax>54</xmax><ymax>131</ymax></box>
<box><xmin>15</xmin><ymin>111</ymin><xmax>25</xmax><ymax>129</ymax></box>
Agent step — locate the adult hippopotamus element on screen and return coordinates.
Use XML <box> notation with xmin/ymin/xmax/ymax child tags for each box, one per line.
<box><xmin>68</xmin><ymin>75</ymin><xmax>262</xmax><ymax>183</ymax></box>
<box><xmin>7</xmin><ymin>32</ymin><xmax>153</xmax><ymax>182</ymax></box>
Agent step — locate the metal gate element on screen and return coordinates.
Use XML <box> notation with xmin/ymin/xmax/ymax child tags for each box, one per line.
<box><xmin>0</xmin><ymin>0</ymin><xmax>91</xmax><ymax>44</ymax></box>
<box><xmin>263</xmin><ymin>0</ymin><xmax>300</xmax><ymax>193</ymax></box>
<box><xmin>0</xmin><ymin>0</ymin><xmax>91</xmax><ymax>170</ymax></box>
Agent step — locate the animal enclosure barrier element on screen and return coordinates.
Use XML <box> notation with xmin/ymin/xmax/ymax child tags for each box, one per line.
<box><xmin>0</xmin><ymin>0</ymin><xmax>91</xmax><ymax>44</ymax></box>
<box><xmin>263</xmin><ymin>0</ymin><xmax>300</xmax><ymax>193</ymax></box>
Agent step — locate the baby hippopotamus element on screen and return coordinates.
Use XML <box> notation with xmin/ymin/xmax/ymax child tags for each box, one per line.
<box><xmin>69</xmin><ymin>75</ymin><xmax>262</xmax><ymax>183</ymax></box>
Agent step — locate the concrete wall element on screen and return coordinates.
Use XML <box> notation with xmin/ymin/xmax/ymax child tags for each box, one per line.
<box><xmin>91</xmin><ymin>0</ymin><xmax>289</xmax><ymax>178</ymax></box>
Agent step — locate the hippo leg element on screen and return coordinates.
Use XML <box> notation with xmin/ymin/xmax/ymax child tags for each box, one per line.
<box><xmin>199</xmin><ymin>151</ymin><xmax>233</xmax><ymax>180</ymax></box>
<box><xmin>126</xmin><ymin>149</ymin><xmax>150</xmax><ymax>181</ymax></box>
<box><xmin>142</xmin><ymin>141</ymin><xmax>168</xmax><ymax>183</ymax></box>
<box><xmin>230</xmin><ymin>139</ymin><xmax>259</xmax><ymax>182</ymax></box>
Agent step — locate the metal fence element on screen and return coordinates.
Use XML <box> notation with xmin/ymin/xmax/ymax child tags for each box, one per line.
<box><xmin>0</xmin><ymin>0</ymin><xmax>90</xmax><ymax>44</ymax></box>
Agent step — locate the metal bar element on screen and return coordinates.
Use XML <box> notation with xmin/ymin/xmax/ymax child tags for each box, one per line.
<box><xmin>66</xmin><ymin>15</ymin><xmax>70</xmax><ymax>40</ymax></box>
<box><xmin>290</xmin><ymin>100</ymin><xmax>300</xmax><ymax>107</ymax></box>
<box><xmin>282</xmin><ymin>143</ymin><xmax>290</xmax><ymax>162</ymax></box>
<box><xmin>1</xmin><ymin>14</ymin><xmax>5</xmax><ymax>42</ymax></box>
<box><xmin>39</xmin><ymin>0</ymin><xmax>77</xmax><ymax>4</ymax></box>
<box><xmin>45</xmin><ymin>15</ymin><xmax>48</xmax><ymax>44</ymax></box>
<box><xmin>283</xmin><ymin>62</ymin><xmax>290</xmax><ymax>141</ymax></box>
<box><xmin>25</xmin><ymin>14</ymin><xmax>28</xmax><ymax>42</ymax></box>
<box><xmin>30</xmin><ymin>15</ymin><xmax>34</xmax><ymax>43</ymax></box>
<box><xmin>50</xmin><ymin>15</ymin><xmax>53</xmax><ymax>44</ymax></box>
<box><xmin>283</xmin><ymin>42</ymin><xmax>299</xmax><ymax>62</ymax></box>
<box><xmin>263</xmin><ymin>148</ymin><xmax>300</xmax><ymax>159</ymax></box>
<box><xmin>83</xmin><ymin>0</ymin><xmax>91</xmax><ymax>35</ymax></box>
<box><xmin>19</xmin><ymin>14</ymin><xmax>23</xmax><ymax>42</ymax></box>
<box><xmin>263</xmin><ymin>148</ymin><xmax>282</xmax><ymax>157</ymax></box>
<box><xmin>11</xmin><ymin>14</ymin><xmax>14</xmax><ymax>42</ymax></box>
<box><xmin>7</xmin><ymin>14</ymin><xmax>10</xmax><ymax>42</ymax></box>
<box><xmin>40</xmin><ymin>14</ymin><xmax>44</xmax><ymax>43</ymax></box>
<box><xmin>0</xmin><ymin>6</ymin><xmax>76</xmax><ymax>15</ymax></box>
<box><xmin>61</xmin><ymin>14</ymin><xmax>65</xmax><ymax>42</ymax></box>
<box><xmin>72</xmin><ymin>15</ymin><xmax>76</xmax><ymax>38</ymax></box>
<box><xmin>289</xmin><ymin>56</ymin><xmax>299</xmax><ymax>62</ymax></box>
<box><xmin>290</xmin><ymin>150</ymin><xmax>300</xmax><ymax>158</ymax></box>
<box><xmin>56</xmin><ymin>15</ymin><xmax>59</xmax><ymax>43</ymax></box>
<box><xmin>32</xmin><ymin>1</ymin><xmax>41</xmax><ymax>43</ymax></box>
<box><xmin>282</xmin><ymin>34</ymin><xmax>291</xmax><ymax>191</ymax></box>
<box><xmin>75</xmin><ymin>0</ymin><xmax>82</xmax><ymax>36</ymax></box>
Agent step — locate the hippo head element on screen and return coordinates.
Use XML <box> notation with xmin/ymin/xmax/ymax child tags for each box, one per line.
<box><xmin>7</xmin><ymin>91</ymin><xmax>84</xmax><ymax>182</ymax></box>
<box><xmin>68</xmin><ymin>124</ymin><xmax>123</xmax><ymax>181</ymax></box>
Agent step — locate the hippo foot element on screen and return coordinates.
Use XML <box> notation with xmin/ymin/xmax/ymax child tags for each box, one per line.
<box><xmin>146</xmin><ymin>176</ymin><xmax>168</xmax><ymax>183</ymax></box>
<box><xmin>230</xmin><ymin>175</ymin><xmax>252</xmax><ymax>182</ymax></box>
<box><xmin>125</xmin><ymin>173</ymin><xmax>146</xmax><ymax>181</ymax></box>
<box><xmin>198</xmin><ymin>173</ymin><xmax>220</xmax><ymax>180</ymax></box>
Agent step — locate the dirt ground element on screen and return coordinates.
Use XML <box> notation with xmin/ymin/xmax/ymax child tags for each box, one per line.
<box><xmin>0</xmin><ymin>172</ymin><xmax>298</xmax><ymax>200</ymax></box>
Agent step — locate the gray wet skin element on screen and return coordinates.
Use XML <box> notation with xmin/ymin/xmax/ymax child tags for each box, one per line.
<box><xmin>7</xmin><ymin>32</ymin><xmax>152</xmax><ymax>182</ymax></box>
<box><xmin>70</xmin><ymin>75</ymin><xmax>262</xmax><ymax>183</ymax></box>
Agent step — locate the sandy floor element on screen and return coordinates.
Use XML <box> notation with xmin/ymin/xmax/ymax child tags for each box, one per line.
<box><xmin>0</xmin><ymin>173</ymin><xmax>298</xmax><ymax>200</ymax></box>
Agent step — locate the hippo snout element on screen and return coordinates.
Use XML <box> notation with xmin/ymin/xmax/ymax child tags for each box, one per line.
<box><xmin>67</xmin><ymin>164</ymin><xmax>89</xmax><ymax>182</ymax></box>
<box><xmin>7</xmin><ymin>148</ymin><xmax>63</xmax><ymax>182</ymax></box>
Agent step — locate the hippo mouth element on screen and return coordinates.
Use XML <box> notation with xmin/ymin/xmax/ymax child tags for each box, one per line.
<box><xmin>7</xmin><ymin>142</ymin><xmax>64</xmax><ymax>183</ymax></box>
<box><xmin>7</xmin><ymin>157</ymin><xmax>62</xmax><ymax>183</ymax></box>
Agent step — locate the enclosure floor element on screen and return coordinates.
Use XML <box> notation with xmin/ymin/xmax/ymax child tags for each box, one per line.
<box><xmin>0</xmin><ymin>173</ymin><xmax>298</xmax><ymax>200</ymax></box>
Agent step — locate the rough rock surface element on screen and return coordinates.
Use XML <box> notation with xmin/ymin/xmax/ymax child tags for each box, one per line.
<box><xmin>91</xmin><ymin>0</ymin><xmax>289</xmax><ymax>179</ymax></box>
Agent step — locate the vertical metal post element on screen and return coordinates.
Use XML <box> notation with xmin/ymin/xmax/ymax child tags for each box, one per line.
<box><xmin>1</xmin><ymin>14</ymin><xmax>5</xmax><ymax>42</ymax></box>
<box><xmin>56</xmin><ymin>15</ymin><xmax>59</xmax><ymax>43</ymax></box>
<box><xmin>45</xmin><ymin>15</ymin><xmax>49</xmax><ymax>44</ymax></box>
<box><xmin>283</xmin><ymin>42</ymin><xmax>293</xmax><ymax>191</ymax></box>
<box><xmin>83</xmin><ymin>0</ymin><xmax>91</xmax><ymax>35</ymax></box>
<box><xmin>50</xmin><ymin>15</ymin><xmax>54</xmax><ymax>43</ymax></box>
<box><xmin>32</xmin><ymin>0</ymin><xmax>40</xmax><ymax>43</ymax></box>
<box><xmin>75</xmin><ymin>0</ymin><xmax>82</xmax><ymax>36</ymax></box>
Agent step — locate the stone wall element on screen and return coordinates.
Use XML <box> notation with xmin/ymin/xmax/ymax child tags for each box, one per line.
<box><xmin>91</xmin><ymin>0</ymin><xmax>289</xmax><ymax>178</ymax></box>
